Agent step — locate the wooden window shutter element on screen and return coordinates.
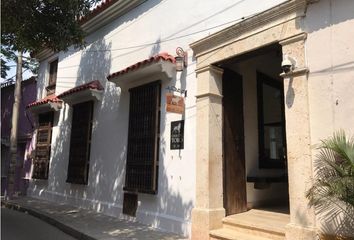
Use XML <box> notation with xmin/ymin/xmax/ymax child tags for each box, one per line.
<box><xmin>32</xmin><ymin>112</ymin><xmax>54</xmax><ymax>179</ymax></box>
<box><xmin>124</xmin><ymin>81</ymin><xmax>161</xmax><ymax>194</ymax></box>
<box><xmin>47</xmin><ymin>59</ymin><xmax>58</xmax><ymax>96</ymax></box>
<box><xmin>66</xmin><ymin>101</ymin><xmax>93</xmax><ymax>184</ymax></box>
<box><xmin>49</xmin><ymin>59</ymin><xmax>58</xmax><ymax>86</ymax></box>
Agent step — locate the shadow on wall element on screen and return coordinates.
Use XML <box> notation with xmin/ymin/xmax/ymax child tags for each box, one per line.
<box><xmin>285</xmin><ymin>77</ymin><xmax>294</xmax><ymax>108</ymax></box>
<box><xmin>305</xmin><ymin>0</ymin><xmax>354</xmax><ymax>34</ymax></box>
<box><xmin>304</xmin><ymin>1</ymin><xmax>354</xmax><ymax>236</ymax></box>
<box><xmin>87</xmin><ymin>72</ymin><xmax>126</xmax><ymax>207</ymax></box>
<box><xmin>77</xmin><ymin>38</ymin><xmax>112</xmax><ymax>84</ymax></box>
<box><xmin>154</xmin><ymin>155</ymin><xmax>194</xmax><ymax>235</ymax></box>
<box><xmin>150</xmin><ymin>37</ymin><xmax>161</xmax><ymax>56</ymax></box>
<box><xmin>102</xmin><ymin>54</ymin><xmax>191</xmax><ymax>235</ymax></box>
<box><xmin>305</xmin><ymin>0</ymin><xmax>354</xmax><ymax>76</ymax></box>
<box><xmin>129</xmin><ymin>69</ymin><xmax>193</xmax><ymax>235</ymax></box>
<box><xmin>32</xmin><ymin>38</ymin><xmax>113</xmax><ymax>202</ymax></box>
<box><xmin>62</xmin><ymin>37</ymin><xmax>112</xmax><ymax>201</ymax></box>
<box><xmin>80</xmin><ymin>41</ymin><xmax>192</xmax><ymax>236</ymax></box>
<box><xmin>47</xmin><ymin>108</ymin><xmax>72</xmax><ymax>196</ymax></box>
<box><xmin>29</xmin><ymin>0</ymin><xmax>197</xmax><ymax>235</ymax></box>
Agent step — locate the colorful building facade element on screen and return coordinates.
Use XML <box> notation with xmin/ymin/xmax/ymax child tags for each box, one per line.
<box><xmin>1</xmin><ymin>77</ymin><xmax>37</xmax><ymax>196</ymax></box>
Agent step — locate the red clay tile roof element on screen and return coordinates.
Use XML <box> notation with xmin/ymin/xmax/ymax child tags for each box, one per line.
<box><xmin>57</xmin><ymin>80</ymin><xmax>104</xmax><ymax>99</ymax></box>
<box><xmin>107</xmin><ymin>52</ymin><xmax>175</xmax><ymax>80</ymax></box>
<box><xmin>79</xmin><ymin>0</ymin><xmax>119</xmax><ymax>25</ymax></box>
<box><xmin>27</xmin><ymin>94</ymin><xmax>62</xmax><ymax>109</ymax></box>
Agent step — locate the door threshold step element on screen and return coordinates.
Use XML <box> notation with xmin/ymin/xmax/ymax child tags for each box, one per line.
<box><xmin>210</xmin><ymin>228</ymin><xmax>273</xmax><ymax>240</ymax></box>
<box><xmin>223</xmin><ymin>209</ymin><xmax>289</xmax><ymax>235</ymax></box>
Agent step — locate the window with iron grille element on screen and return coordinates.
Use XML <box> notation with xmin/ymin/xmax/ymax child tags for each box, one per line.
<box><xmin>46</xmin><ymin>59</ymin><xmax>58</xmax><ymax>96</ymax></box>
<box><xmin>32</xmin><ymin>112</ymin><xmax>54</xmax><ymax>179</ymax></box>
<box><xmin>124</xmin><ymin>81</ymin><xmax>161</xmax><ymax>194</ymax></box>
<box><xmin>66</xmin><ymin>101</ymin><xmax>93</xmax><ymax>185</ymax></box>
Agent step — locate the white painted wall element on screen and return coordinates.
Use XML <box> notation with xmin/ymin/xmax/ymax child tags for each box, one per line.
<box><xmin>305</xmin><ymin>0</ymin><xmax>354</xmax><ymax>236</ymax></box>
<box><xmin>28</xmin><ymin>0</ymin><xmax>289</xmax><ymax>236</ymax></box>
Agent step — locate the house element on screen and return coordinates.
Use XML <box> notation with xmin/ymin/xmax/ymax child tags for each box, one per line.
<box><xmin>1</xmin><ymin>77</ymin><xmax>37</xmax><ymax>196</ymax></box>
<box><xmin>27</xmin><ymin>0</ymin><xmax>354</xmax><ymax>239</ymax></box>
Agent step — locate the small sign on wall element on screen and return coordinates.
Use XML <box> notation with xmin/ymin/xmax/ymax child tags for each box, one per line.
<box><xmin>170</xmin><ymin>120</ymin><xmax>184</xmax><ymax>150</ymax></box>
<box><xmin>166</xmin><ymin>93</ymin><xmax>185</xmax><ymax>114</ymax></box>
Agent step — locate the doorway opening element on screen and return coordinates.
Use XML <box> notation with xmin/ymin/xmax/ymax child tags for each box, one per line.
<box><xmin>219</xmin><ymin>43</ymin><xmax>289</xmax><ymax>216</ymax></box>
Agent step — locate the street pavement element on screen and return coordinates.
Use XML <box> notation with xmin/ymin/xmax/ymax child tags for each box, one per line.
<box><xmin>1</xmin><ymin>207</ymin><xmax>77</xmax><ymax>240</ymax></box>
<box><xmin>2</xmin><ymin>197</ymin><xmax>186</xmax><ymax>240</ymax></box>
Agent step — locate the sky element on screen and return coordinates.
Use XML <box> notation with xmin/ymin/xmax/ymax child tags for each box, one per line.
<box><xmin>1</xmin><ymin>53</ymin><xmax>34</xmax><ymax>84</ymax></box>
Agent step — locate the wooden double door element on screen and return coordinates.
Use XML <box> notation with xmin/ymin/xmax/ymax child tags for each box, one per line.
<box><xmin>223</xmin><ymin>69</ymin><xmax>247</xmax><ymax>216</ymax></box>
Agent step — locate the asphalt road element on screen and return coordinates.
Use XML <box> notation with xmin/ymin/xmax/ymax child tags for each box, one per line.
<box><xmin>1</xmin><ymin>208</ymin><xmax>77</xmax><ymax>240</ymax></box>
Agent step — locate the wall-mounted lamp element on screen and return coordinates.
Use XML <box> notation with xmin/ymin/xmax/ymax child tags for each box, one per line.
<box><xmin>175</xmin><ymin>47</ymin><xmax>188</xmax><ymax>72</ymax></box>
<box><xmin>281</xmin><ymin>54</ymin><xmax>296</xmax><ymax>74</ymax></box>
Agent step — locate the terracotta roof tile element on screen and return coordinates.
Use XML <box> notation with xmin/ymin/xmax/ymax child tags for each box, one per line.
<box><xmin>26</xmin><ymin>94</ymin><xmax>62</xmax><ymax>109</ymax></box>
<box><xmin>79</xmin><ymin>0</ymin><xmax>118</xmax><ymax>25</ymax></box>
<box><xmin>57</xmin><ymin>80</ymin><xmax>104</xmax><ymax>99</ymax></box>
<box><xmin>107</xmin><ymin>52</ymin><xmax>175</xmax><ymax>80</ymax></box>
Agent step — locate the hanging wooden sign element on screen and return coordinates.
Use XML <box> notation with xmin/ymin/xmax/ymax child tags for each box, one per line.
<box><xmin>166</xmin><ymin>93</ymin><xmax>185</xmax><ymax>114</ymax></box>
<box><xmin>171</xmin><ymin>120</ymin><xmax>184</xmax><ymax>150</ymax></box>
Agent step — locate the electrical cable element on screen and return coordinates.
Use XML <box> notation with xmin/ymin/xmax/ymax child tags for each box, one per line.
<box><xmin>66</xmin><ymin>13</ymin><xmax>256</xmax><ymax>53</ymax></box>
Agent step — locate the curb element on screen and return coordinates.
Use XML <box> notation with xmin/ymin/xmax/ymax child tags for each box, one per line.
<box><xmin>1</xmin><ymin>200</ymin><xmax>96</xmax><ymax>240</ymax></box>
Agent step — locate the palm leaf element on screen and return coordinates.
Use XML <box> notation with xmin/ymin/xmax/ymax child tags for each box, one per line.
<box><xmin>306</xmin><ymin>130</ymin><xmax>354</xmax><ymax>217</ymax></box>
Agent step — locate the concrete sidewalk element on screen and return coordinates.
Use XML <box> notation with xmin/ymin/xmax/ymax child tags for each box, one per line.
<box><xmin>1</xmin><ymin>197</ymin><xmax>187</xmax><ymax>240</ymax></box>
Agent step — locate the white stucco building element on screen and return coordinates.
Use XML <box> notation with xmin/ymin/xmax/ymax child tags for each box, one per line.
<box><xmin>27</xmin><ymin>0</ymin><xmax>354</xmax><ymax>239</ymax></box>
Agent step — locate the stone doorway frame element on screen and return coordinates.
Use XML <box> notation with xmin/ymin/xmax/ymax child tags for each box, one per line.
<box><xmin>190</xmin><ymin>1</ymin><xmax>317</xmax><ymax>239</ymax></box>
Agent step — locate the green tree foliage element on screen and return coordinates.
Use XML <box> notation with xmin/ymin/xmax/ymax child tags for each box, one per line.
<box><xmin>1</xmin><ymin>0</ymin><xmax>99</xmax><ymax>52</ymax></box>
<box><xmin>1</xmin><ymin>0</ymin><xmax>100</xmax><ymax>198</ymax></box>
<box><xmin>1</xmin><ymin>0</ymin><xmax>99</xmax><ymax>78</ymax></box>
<box><xmin>1</xmin><ymin>59</ymin><xmax>10</xmax><ymax>79</ymax></box>
<box><xmin>1</xmin><ymin>47</ymin><xmax>13</xmax><ymax>79</ymax></box>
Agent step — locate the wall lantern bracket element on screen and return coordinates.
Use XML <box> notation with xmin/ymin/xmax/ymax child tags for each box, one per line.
<box><xmin>175</xmin><ymin>47</ymin><xmax>188</xmax><ymax>72</ymax></box>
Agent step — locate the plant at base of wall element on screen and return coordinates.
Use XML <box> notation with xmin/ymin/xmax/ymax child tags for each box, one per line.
<box><xmin>306</xmin><ymin>130</ymin><xmax>354</xmax><ymax>238</ymax></box>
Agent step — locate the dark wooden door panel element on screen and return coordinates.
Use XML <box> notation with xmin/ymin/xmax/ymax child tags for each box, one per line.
<box><xmin>223</xmin><ymin>69</ymin><xmax>247</xmax><ymax>215</ymax></box>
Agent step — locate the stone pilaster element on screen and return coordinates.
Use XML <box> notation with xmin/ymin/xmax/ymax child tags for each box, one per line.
<box><xmin>280</xmin><ymin>34</ymin><xmax>317</xmax><ymax>239</ymax></box>
<box><xmin>191</xmin><ymin>65</ymin><xmax>225</xmax><ymax>240</ymax></box>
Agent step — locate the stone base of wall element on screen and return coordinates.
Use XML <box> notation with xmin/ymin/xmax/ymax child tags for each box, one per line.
<box><xmin>191</xmin><ymin>207</ymin><xmax>225</xmax><ymax>240</ymax></box>
<box><xmin>286</xmin><ymin>223</ymin><xmax>317</xmax><ymax>240</ymax></box>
